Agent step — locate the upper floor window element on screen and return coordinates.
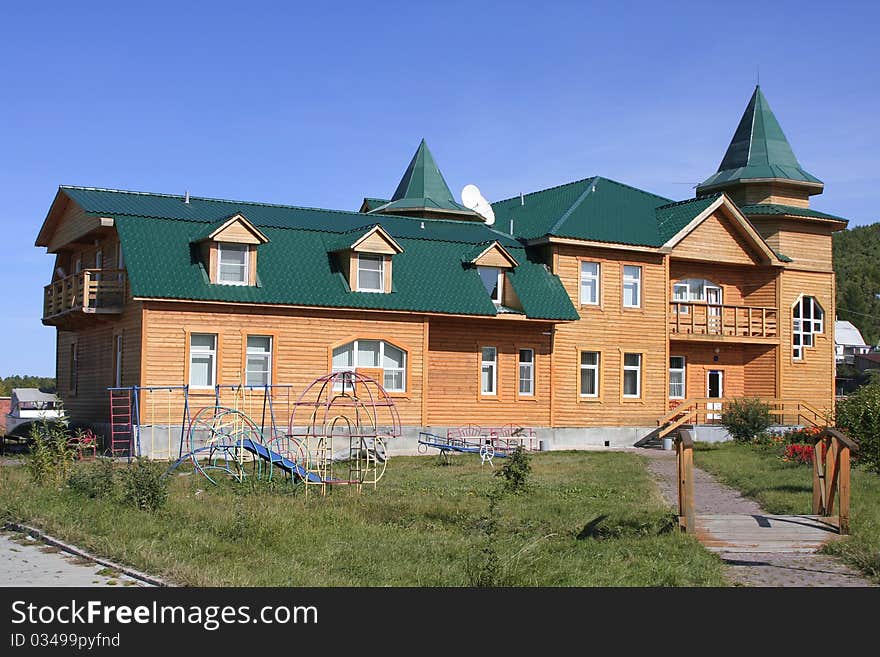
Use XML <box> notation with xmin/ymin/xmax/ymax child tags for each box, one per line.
<box><xmin>189</xmin><ymin>333</ymin><xmax>217</xmax><ymax>388</ymax></box>
<box><xmin>331</xmin><ymin>339</ymin><xmax>406</xmax><ymax>392</ymax></box>
<box><xmin>245</xmin><ymin>336</ymin><xmax>272</xmax><ymax>386</ymax></box>
<box><xmin>623</xmin><ymin>266</ymin><xmax>642</xmax><ymax>308</ymax></box>
<box><xmin>673</xmin><ymin>278</ymin><xmax>722</xmax><ymax>313</ymax></box>
<box><xmin>357</xmin><ymin>254</ymin><xmax>385</xmax><ymax>293</ymax></box>
<box><xmin>218</xmin><ymin>243</ymin><xmax>249</xmax><ymax>285</ymax></box>
<box><xmin>478</xmin><ymin>267</ymin><xmax>503</xmax><ymax>305</ymax></box>
<box><xmin>793</xmin><ymin>296</ymin><xmax>824</xmax><ymax>360</ymax></box>
<box><xmin>580</xmin><ymin>262</ymin><xmax>600</xmax><ymax>305</ymax></box>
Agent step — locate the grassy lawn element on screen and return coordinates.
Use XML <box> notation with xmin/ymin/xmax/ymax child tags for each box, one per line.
<box><xmin>0</xmin><ymin>452</ymin><xmax>726</xmax><ymax>586</ymax></box>
<box><xmin>695</xmin><ymin>442</ymin><xmax>880</xmax><ymax>582</ymax></box>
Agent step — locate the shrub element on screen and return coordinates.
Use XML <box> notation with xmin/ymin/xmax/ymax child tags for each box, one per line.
<box><xmin>119</xmin><ymin>458</ymin><xmax>168</xmax><ymax>512</ymax></box>
<box><xmin>25</xmin><ymin>419</ymin><xmax>76</xmax><ymax>487</ymax></box>
<box><xmin>781</xmin><ymin>443</ymin><xmax>827</xmax><ymax>466</ymax></box>
<box><xmin>721</xmin><ymin>398</ymin><xmax>773</xmax><ymax>443</ymax></box>
<box><xmin>67</xmin><ymin>458</ymin><xmax>117</xmax><ymax>499</ymax></box>
<box><xmin>836</xmin><ymin>383</ymin><xmax>880</xmax><ymax>473</ymax></box>
<box><xmin>494</xmin><ymin>446</ymin><xmax>532</xmax><ymax>494</ymax></box>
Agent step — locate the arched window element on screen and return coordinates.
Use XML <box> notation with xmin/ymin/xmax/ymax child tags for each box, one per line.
<box><xmin>672</xmin><ymin>278</ymin><xmax>723</xmax><ymax>314</ymax></box>
<box><xmin>331</xmin><ymin>339</ymin><xmax>407</xmax><ymax>392</ymax></box>
<box><xmin>793</xmin><ymin>296</ymin><xmax>824</xmax><ymax>360</ymax></box>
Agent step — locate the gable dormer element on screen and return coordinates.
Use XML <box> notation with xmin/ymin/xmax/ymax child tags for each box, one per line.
<box><xmin>464</xmin><ymin>241</ymin><xmax>521</xmax><ymax>309</ymax></box>
<box><xmin>193</xmin><ymin>214</ymin><xmax>269</xmax><ymax>286</ymax></box>
<box><xmin>328</xmin><ymin>225</ymin><xmax>403</xmax><ymax>293</ymax></box>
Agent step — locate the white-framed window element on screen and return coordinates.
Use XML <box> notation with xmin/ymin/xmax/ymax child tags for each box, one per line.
<box><xmin>74</xmin><ymin>257</ymin><xmax>82</xmax><ymax>274</ymax></box>
<box><xmin>580</xmin><ymin>261</ymin><xmax>600</xmax><ymax>305</ymax></box>
<box><xmin>518</xmin><ymin>349</ymin><xmax>534</xmax><ymax>396</ymax></box>
<box><xmin>623</xmin><ymin>353</ymin><xmax>641</xmax><ymax>398</ymax></box>
<box><xmin>189</xmin><ymin>333</ymin><xmax>217</xmax><ymax>388</ymax></box>
<box><xmin>357</xmin><ymin>254</ymin><xmax>385</xmax><ymax>293</ymax></box>
<box><xmin>331</xmin><ymin>340</ymin><xmax>406</xmax><ymax>392</ymax></box>
<box><xmin>481</xmin><ymin>346</ymin><xmax>497</xmax><ymax>395</ymax></box>
<box><xmin>669</xmin><ymin>356</ymin><xmax>686</xmax><ymax>399</ymax></box>
<box><xmin>623</xmin><ymin>265</ymin><xmax>642</xmax><ymax>308</ymax></box>
<box><xmin>478</xmin><ymin>267</ymin><xmax>503</xmax><ymax>305</ymax></box>
<box><xmin>114</xmin><ymin>334</ymin><xmax>123</xmax><ymax>387</ymax></box>
<box><xmin>793</xmin><ymin>295</ymin><xmax>825</xmax><ymax>360</ymax></box>
<box><xmin>95</xmin><ymin>248</ymin><xmax>103</xmax><ymax>282</ymax></box>
<box><xmin>116</xmin><ymin>241</ymin><xmax>125</xmax><ymax>282</ymax></box>
<box><xmin>580</xmin><ymin>351</ymin><xmax>600</xmax><ymax>398</ymax></box>
<box><xmin>245</xmin><ymin>335</ymin><xmax>272</xmax><ymax>386</ymax></box>
<box><xmin>672</xmin><ymin>279</ymin><xmax>722</xmax><ymax>314</ymax></box>
<box><xmin>217</xmin><ymin>243</ymin><xmax>249</xmax><ymax>285</ymax></box>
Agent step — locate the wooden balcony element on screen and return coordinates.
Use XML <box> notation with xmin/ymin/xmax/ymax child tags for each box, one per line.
<box><xmin>669</xmin><ymin>301</ymin><xmax>777</xmax><ymax>342</ymax></box>
<box><xmin>43</xmin><ymin>269</ymin><xmax>126</xmax><ymax>326</ymax></box>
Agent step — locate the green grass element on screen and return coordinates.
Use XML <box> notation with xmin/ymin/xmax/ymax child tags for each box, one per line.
<box><xmin>0</xmin><ymin>452</ymin><xmax>726</xmax><ymax>586</ymax></box>
<box><xmin>695</xmin><ymin>442</ymin><xmax>880</xmax><ymax>582</ymax></box>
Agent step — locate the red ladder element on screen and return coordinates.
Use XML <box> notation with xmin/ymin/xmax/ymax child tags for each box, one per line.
<box><xmin>109</xmin><ymin>389</ymin><xmax>134</xmax><ymax>457</ymax></box>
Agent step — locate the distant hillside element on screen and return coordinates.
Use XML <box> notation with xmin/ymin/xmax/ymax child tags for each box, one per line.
<box><xmin>834</xmin><ymin>222</ymin><xmax>880</xmax><ymax>346</ymax></box>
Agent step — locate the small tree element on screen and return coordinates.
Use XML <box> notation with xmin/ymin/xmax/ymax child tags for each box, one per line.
<box><xmin>25</xmin><ymin>418</ymin><xmax>76</xmax><ymax>487</ymax></box>
<box><xmin>836</xmin><ymin>382</ymin><xmax>880</xmax><ymax>473</ymax></box>
<box><xmin>721</xmin><ymin>397</ymin><xmax>772</xmax><ymax>443</ymax></box>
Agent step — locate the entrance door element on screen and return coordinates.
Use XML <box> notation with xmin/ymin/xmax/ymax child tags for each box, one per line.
<box><xmin>706</xmin><ymin>286</ymin><xmax>722</xmax><ymax>334</ymax></box>
<box><xmin>707</xmin><ymin>370</ymin><xmax>723</xmax><ymax>421</ymax></box>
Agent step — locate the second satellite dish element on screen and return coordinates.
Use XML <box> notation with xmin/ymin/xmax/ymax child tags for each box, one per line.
<box><xmin>460</xmin><ymin>184</ymin><xmax>495</xmax><ymax>225</ymax></box>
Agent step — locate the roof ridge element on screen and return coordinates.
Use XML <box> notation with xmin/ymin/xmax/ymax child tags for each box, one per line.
<box><xmin>655</xmin><ymin>193</ymin><xmax>721</xmax><ymax>211</ymax></box>
<box><xmin>493</xmin><ymin>176</ymin><xmax>598</xmax><ymax>205</ymax></box>
<box><xmin>593</xmin><ymin>176</ymin><xmax>674</xmax><ymax>204</ymax></box>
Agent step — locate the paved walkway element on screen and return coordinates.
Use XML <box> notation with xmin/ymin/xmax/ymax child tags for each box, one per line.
<box><xmin>0</xmin><ymin>530</ymin><xmax>147</xmax><ymax>587</ymax></box>
<box><xmin>643</xmin><ymin>450</ymin><xmax>874</xmax><ymax>587</ymax></box>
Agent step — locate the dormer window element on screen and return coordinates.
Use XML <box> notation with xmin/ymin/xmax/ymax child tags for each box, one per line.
<box><xmin>218</xmin><ymin>243</ymin><xmax>249</xmax><ymax>285</ymax></box>
<box><xmin>192</xmin><ymin>213</ymin><xmax>268</xmax><ymax>287</ymax></box>
<box><xmin>478</xmin><ymin>266</ymin><xmax>503</xmax><ymax>305</ymax></box>
<box><xmin>357</xmin><ymin>254</ymin><xmax>385</xmax><ymax>293</ymax></box>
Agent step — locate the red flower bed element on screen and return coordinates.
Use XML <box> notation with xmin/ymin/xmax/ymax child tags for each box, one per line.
<box><xmin>781</xmin><ymin>441</ymin><xmax>827</xmax><ymax>466</ymax></box>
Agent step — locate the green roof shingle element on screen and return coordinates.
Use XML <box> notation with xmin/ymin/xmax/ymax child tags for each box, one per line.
<box><xmin>739</xmin><ymin>203</ymin><xmax>846</xmax><ymax>222</ymax></box>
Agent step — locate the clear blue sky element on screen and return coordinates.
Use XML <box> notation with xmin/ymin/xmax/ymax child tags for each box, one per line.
<box><xmin>2</xmin><ymin>0</ymin><xmax>878</xmax><ymax>376</ymax></box>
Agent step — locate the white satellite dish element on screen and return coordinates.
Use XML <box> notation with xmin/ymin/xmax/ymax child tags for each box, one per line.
<box><xmin>460</xmin><ymin>184</ymin><xmax>495</xmax><ymax>225</ymax></box>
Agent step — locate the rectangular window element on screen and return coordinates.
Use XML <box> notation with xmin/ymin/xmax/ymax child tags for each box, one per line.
<box><xmin>669</xmin><ymin>356</ymin><xmax>686</xmax><ymax>399</ymax></box>
<box><xmin>673</xmin><ymin>282</ymin><xmax>689</xmax><ymax>314</ymax></box>
<box><xmin>245</xmin><ymin>335</ymin><xmax>272</xmax><ymax>387</ymax></box>
<box><xmin>189</xmin><ymin>333</ymin><xmax>217</xmax><ymax>388</ymax></box>
<box><xmin>218</xmin><ymin>244</ymin><xmax>249</xmax><ymax>285</ymax></box>
<box><xmin>580</xmin><ymin>261</ymin><xmax>600</xmax><ymax>305</ymax></box>
<box><xmin>95</xmin><ymin>249</ymin><xmax>103</xmax><ymax>282</ymax></box>
<box><xmin>114</xmin><ymin>334</ymin><xmax>123</xmax><ymax>388</ymax></box>
<box><xmin>623</xmin><ymin>353</ymin><xmax>641</xmax><ymax>398</ymax></box>
<box><xmin>478</xmin><ymin>267</ymin><xmax>503</xmax><ymax>305</ymax></box>
<box><xmin>518</xmin><ymin>349</ymin><xmax>534</xmax><ymax>396</ymax></box>
<box><xmin>69</xmin><ymin>343</ymin><xmax>78</xmax><ymax>393</ymax></box>
<box><xmin>580</xmin><ymin>351</ymin><xmax>600</xmax><ymax>398</ymax></box>
<box><xmin>116</xmin><ymin>241</ymin><xmax>125</xmax><ymax>282</ymax></box>
<box><xmin>357</xmin><ymin>254</ymin><xmax>385</xmax><ymax>293</ymax></box>
<box><xmin>623</xmin><ymin>266</ymin><xmax>642</xmax><ymax>308</ymax></box>
<box><xmin>481</xmin><ymin>347</ymin><xmax>497</xmax><ymax>395</ymax></box>
<box><xmin>382</xmin><ymin>343</ymin><xmax>406</xmax><ymax>392</ymax></box>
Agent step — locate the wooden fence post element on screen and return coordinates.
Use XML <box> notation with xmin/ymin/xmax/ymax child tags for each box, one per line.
<box><xmin>676</xmin><ymin>427</ymin><xmax>695</xmax><ymax>533</ymax></box>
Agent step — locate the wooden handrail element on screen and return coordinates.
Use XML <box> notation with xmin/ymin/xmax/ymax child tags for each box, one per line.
<box><xmin>670</xmin><ymin>301</ymin><xmax>777</xmax><ymax>312</ymax></box>
<box><xmin>669</xmin><ymin>301</ymin><xmax>777</xmax><ymax>338</ymax></box>
<box><xmin>43</xmin><ymin>269</ymin><xmax>126</xmax><ymax>319</ymax></box>
<box><xmin>675</xmin><ymin>426</ymin><xmax>696</xmax><ymax>533</ymax></box>
<box><xmin>810</xmin><ymin>428</ymin><xmax>859</xmax><ymax>534</ymax></box>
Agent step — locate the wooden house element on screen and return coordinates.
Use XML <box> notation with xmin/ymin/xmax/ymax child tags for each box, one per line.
<box><xmin>34</xmin><ymin>86</ymin><xmax>846</xmax><ymax>450</ymax></box>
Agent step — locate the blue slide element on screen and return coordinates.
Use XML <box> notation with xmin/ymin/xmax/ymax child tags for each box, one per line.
<box><xmin>239</xmin><ymin>438</ymin><xmax>323</xmax><ymax>483</ymax></box>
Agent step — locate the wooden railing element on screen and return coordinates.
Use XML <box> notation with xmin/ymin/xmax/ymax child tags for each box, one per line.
<box><xmin>675</xmin><ymin>427</ymin><xmax>696</xmax><ymax>532</ymax></box>
<box><xmin>43</xmin><ymin>269</ymin><xmax>126</xmax><ymax>319</ymax></box>
<box><xmin>669</xmin><ymin>302</ymin><xmax>777</xmax><ymax>338</ymax></box>
<box><xmin>811</xmin><ymin>428</ymin><xmax>859</xmax><ymax>535</ymax></box>
<box><xmin>656</xmin><ymin>397</ymin><xmax>831</xmax><ymax>439</ymax></box>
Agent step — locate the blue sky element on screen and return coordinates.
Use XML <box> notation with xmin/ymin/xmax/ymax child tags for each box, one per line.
<box><xmin>1</xmin><ymin>0</ymin><xmax>878</xmax><ymax>376</ymax></box>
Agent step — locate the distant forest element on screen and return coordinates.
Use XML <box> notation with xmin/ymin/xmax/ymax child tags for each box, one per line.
<box><xmin>834</xmin><ymin>221</ymin><xmax>880</xmax><ymax>346</ymax></box>
<box><xmin>0</xmin><ymin>375</ymin><xmax>56</xmax><ymax>397</ymax></box>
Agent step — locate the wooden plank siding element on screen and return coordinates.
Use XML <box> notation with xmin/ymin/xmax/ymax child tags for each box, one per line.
<box><xmin>425</xmin><ymin>317</ymin><xmax>552</xmax><ymax>426</ymax></box>
<box><xmin>550</xmin><ymin>245</ymin><xmax>668</xmax><ymax>426</ymax></box>
<box><xmin>669</xmin><ymin>261</ymin><xmax>777</xmax><ymax>307</ymax></box>
<box><xmin>749</xmin><ymin>218</ymin><xmax>834</xmax><ymax>272</ymax></box>
<box><xmin>726</xmin><ymin>184</ymin><xmax>812</xmax><ymax>208</ymax></box>
<box><xmin>669</xmin><ymin>341</ymin><xmax>776</xmax><ymax>403</ymax></box>
<box><xmin>671</xmin><ymin>210</ymin><xmax>763</xmax><ymax>266</ymax></box>
<box><xmin>56</xmin><ymin>301</ymin><xmax>143</xmax><ymax>425</ymax></box>
<box><xmin>141</xmin><ymin>302</ymin><xmax>428</xmax><ymax>426</ymax></box>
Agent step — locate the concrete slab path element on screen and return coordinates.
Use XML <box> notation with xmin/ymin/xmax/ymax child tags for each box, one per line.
<box><xmin>642</xmin><ymin>449</ymin><xmax>874</xmax><ymax>587</ymax></box>
<box><xmin>0</xmin><ymin>530</ymin><xmax>147</xmax><ymax>587</ymax></box>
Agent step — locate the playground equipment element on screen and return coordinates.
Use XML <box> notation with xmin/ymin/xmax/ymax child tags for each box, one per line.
<box><xmin>285</xmin><ymin>371</ymin><xmax>400</xmax><ymax>494</ymax></box>
<box><xmin>418</xmin><ymin>424</ymin><xmax>539</xmax><ymax>466</ymax></box>
<box><xmin>163</xmin><ymin>372</ymin><xmax>398</xmax><ymax>493</ymax></box>
<box><xmin>107</xmin><ymin>384</ymin><xmax>293</xmax><ymax>460</ymax></box>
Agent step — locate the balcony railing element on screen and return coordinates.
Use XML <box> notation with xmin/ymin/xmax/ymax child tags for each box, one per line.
<box><xmin>43</xmin><ymin>269</ymin><xmax>126</xmax><ymax>321</ymax></box>
<box><xmin>669</xmin><ymin>302</ymin><xmax>777</xmax><ymax>339</ymax></box>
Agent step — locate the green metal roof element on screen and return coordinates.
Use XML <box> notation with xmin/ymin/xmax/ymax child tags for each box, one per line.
<box><xmin>698</xmin><ymin>86</ymin><xmax>822</xmax><ymax>192</ymax></box>
<box><xmin>655</xmin><ymin>195</ymin><xmax>722</xmax><ymax>243</ymax></box>
<box><xmin>371</xmin><ymin>139</ymin><xmax>473</xmax><ymax>215</ymax></box>
<box><xmin>360</xmin><ymin>198</ymin><xmax>389</xmax><ymax>212</ymax></box>
<box><xmin>61</xmin><ymin>187</ymin><xmax>576</xmax><ymax>321</ymax></box>
<box><xmin>492</xmin><ymin>176</ymin><xmax>677</xmax><ymax>245</ymax></box>
<box><xmin>739</xmin><ymin>203</ymin><xmax>846</xmax><ymax>222</ymax></box>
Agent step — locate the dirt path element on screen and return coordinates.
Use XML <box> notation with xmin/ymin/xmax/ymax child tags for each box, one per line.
<box><xmin>642</xmin><ymin>450</ymin><xmax>874</xmax><ymax>587</ymax></box>
<box><xmin>0</xmin><ymin>530</ymin><xmax>148</xmax><ymax>587</ymax></box>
